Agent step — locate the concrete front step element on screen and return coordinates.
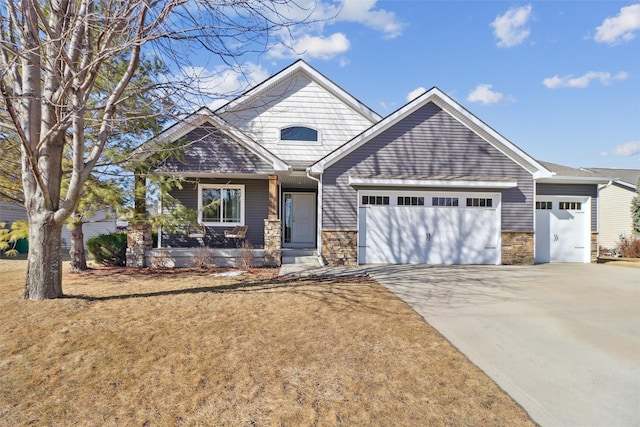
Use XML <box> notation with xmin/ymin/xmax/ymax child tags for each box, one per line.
<box><xmin>281</xmin><ymin>248</ymin><xmax>319</xmax><ymax>265</ymax></box>
<box><xmin>282</xmin><ymin>255</ymin><xmax>319</xmax><ymax>265</ymax></box>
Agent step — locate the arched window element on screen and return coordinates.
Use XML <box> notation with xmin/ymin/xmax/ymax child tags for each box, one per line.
<box><xmin>280</xmin><ymin>126</ymin><xmax>319</xmax><ymax>142</ymax></box>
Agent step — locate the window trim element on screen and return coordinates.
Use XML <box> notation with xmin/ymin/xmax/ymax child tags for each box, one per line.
<box><xmin>278</xmin><ymin>125</ymin><xmax>321</xmax><ymax>144</ymax></box>
<box><xmin>197</xmin><ymin>184</ymin><xmax>245</xmax><ymax>226</ymax></box>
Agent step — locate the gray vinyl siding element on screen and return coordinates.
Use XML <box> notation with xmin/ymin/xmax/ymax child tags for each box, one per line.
<box><xmin>536</xmin><ymin>183</ymin><xmax>598</xmax><ymax>232</ymax></box>
<box><xmin>0</xmin><ymin>201</ymin><xmax>27</xmax><ymax>224</ymax></box>
<box><xmin>163</xmin><ymin>178</ymin><xmax>268</xmax><ymax>248</ymax></box>
<box><xmin>156</xmin><ymin>124</ymin><xmax>274</xmax><ymax>175</ymax></box>
<box><xmin>322</xmin><ymin>103</ymin><xmax>534</xmax><ymax>231</ymax></box>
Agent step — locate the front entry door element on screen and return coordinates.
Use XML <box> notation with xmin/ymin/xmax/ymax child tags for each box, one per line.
<box><xmin>284</xmin><ymin>193</ymin><xmax>316</xmax><ymax>247</ymax></box>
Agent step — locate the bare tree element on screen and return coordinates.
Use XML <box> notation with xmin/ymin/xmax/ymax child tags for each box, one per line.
<box><xmin>0</xmin><ymin>0</ymin><xmax>310</xmax><ymax>299</ymax></box>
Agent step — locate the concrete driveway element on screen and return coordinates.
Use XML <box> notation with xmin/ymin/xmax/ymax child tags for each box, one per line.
<box><xmin>366</xmin><ymin>263</ymin><xmax>640</xmax><ymax>427</ymax></box>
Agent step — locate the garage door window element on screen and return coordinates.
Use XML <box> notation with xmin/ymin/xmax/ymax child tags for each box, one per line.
<box><xmin>559</xmin><ymin>201</ymin><xmax>581</xmax><ymax>210</ymax></box>
<box><xmin>398</xmin><ymin>196</ymin><xmax>425</xmax><ymax>206</ymax></box>
<box><xmin>466</xmin><ymin>198</ymin><xmax>493</xmax><ymax>207</ymax></box>
<box><xmin>362</xmin><ymin>195</ymin><xmax>389</xmax><ymax>206</ymax></box>
<box><xmin>536</xmin><ymin>201</ymin><xmax>552</xmax><ymax>210</ymax></box>
<box><xmin>432</xmin><ymin>197</ymin><xmax>459</xmax><ymax>207</ymax></box>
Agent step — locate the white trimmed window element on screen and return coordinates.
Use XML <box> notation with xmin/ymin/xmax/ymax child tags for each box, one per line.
<box><xmin>279</xmin><ymin>126</ymin><xmax>320</xmax><ymax>143</ymax></box>
<box><xmin>198</xmin><ymin>184</ymin><xmax>245</xmax><ymax>226</ymax></box>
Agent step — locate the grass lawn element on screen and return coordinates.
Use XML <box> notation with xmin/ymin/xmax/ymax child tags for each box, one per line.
<box><xmin>0</xmin><ymin>259</ymin><xmax>534</xmax><ymax>426</ymax></box>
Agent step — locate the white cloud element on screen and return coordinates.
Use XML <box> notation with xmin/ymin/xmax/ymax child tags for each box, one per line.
<box><xmin>467</xmin><ymin>84</ymin><xmax>505</xmax><ymax>105</ymax></box>
<box><xmin>543</xmin><ymin>71</ymin><xmax>628</xmax><ymax>89</ymax></box>
<box><xmin>595</xmin><ymin>4</ymin><xmax>640</xmax><ymax>45</ymax></box>
<box><xmin>336</xmin><ymin>0</ymin><xmax>406</xmax><ymax>39</ymax></box>
<box><xmin>267</xmin><ymin>0</ymin><xmax>406</xmax><ymax>61</ymax></box>
<box><xmin>600</xmin><ymin>141</ymin><xmax>640</xmax><ymax>156</ymax></box>
<box><xmin>491</xmin><ymin>5</ymin><xmax>533</xmax><ymax>48</ymax></box>
<box><xmin>269</xmin><ymin>32</ymin><xmax>350</xmax><ymax>60</ymax></box>
<box><xmin>406</xmin><ymin>87</ymin><xmax>426</xmax><ymax>102</ymax></box>
<box><xmin>175</xmin><ymin>63</ymin><xmax>270</xmax><ymax>109</ymax></box>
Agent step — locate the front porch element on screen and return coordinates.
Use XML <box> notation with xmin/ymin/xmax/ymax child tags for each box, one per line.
<box><xmin>131</xmin><ymin>173</ymin><xmax>320</xmax><ymax>268</ymax></box>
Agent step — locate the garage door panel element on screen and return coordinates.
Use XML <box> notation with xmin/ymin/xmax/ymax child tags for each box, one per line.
<box><xmin>429</xmin><ymin>208</ymin><xmax>498</xmax><ymax>265</ymax></box>
<box><xmin>361</xmin><ymin>207</ymin><xmax>427</xmax><ymax>264</ymax></box>
<box><xmin>535</xmin><ymin>197</ymin><xmax>589</xmax><ymax>263</ymax></box>
<box><xmin>359</xmin><ymin>192</ymin><xmax>500</xmax><ymax>265</ymax></box>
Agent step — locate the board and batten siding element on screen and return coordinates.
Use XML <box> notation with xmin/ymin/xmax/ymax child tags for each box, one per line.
<box><xmin>164</xmin><ymin>178</ymin><xmax>268</xmax><ymax>247</ymax></box>
<box><xmin>156</xmin><ymin>124</ymin><xmax>274</xmax><ymax>175</ymax></box>
<box><xmin>536</xmin><ymin>183</ymin><xmax>598</xmax><ymax>232</ymax></box>
<box><xmin>322</xmin><ymin>103</ymin><xmax>534</xmax><ymax>231</ymax></box>
<box><xmin>220</xmin><ymin>72</ymin><xmax>376</xmax><ymax>165</ymax></box>
<box><xmin>597</xmin><ymin>183</ymin><xmax>635</xmax><ymax>248</ymax></box>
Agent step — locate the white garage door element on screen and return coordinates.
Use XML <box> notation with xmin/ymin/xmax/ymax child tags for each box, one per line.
<box><xmin>535</xmin><ymin>196</ymin><xmax>590</xmax><ymax>263</ymax></box>
<box><xmin>358</xmin><ymin>192</ymin><xmax>500</xmax><ymax>265</ymax></box>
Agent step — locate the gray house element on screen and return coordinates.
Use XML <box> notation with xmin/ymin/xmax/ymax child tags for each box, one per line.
<box><xmin>146</xmin><ymin>60</ymin><xmax>606</xmax><ymax>267</ymax></box>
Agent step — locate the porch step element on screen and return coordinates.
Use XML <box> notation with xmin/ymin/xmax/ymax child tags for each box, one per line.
<box><xmin>281</xmin><ymin>248</ymin><xmax>319</xmax><ymax>265</ymax></box>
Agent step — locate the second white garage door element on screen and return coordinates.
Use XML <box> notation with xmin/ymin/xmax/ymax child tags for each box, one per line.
<box><xmin>358</xmin><ymin>191</ymin><xmax>501</xmax><ymax>265</ymax></box>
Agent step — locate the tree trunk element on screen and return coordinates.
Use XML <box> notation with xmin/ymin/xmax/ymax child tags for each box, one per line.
<box><xmin>22</xmin><ymin>212</ymin><xmax>63</xmax><ymax>300</ymax></box>
<box><xmin>69</xmin><ymin>220</ymin><xmax>87</xmax><ymax>272</ymax></box>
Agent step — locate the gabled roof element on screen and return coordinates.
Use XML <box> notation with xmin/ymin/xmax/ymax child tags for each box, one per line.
<box><xmin>582</xmin><ymin>167</ymin><xmax>640</xmax><ymax>189</ymax></box>
<box><xmin>215</xmin><ymin>60</ymin><xmax>382</xmax><ymax>125</ymax></box>
<box><xmin>144</xmin><ymin>107</ymin><xmax>289</xmax><ymax>172</ymax></box>
<box><xmin>309</xmin><ymin>87</ymin><xmax>552</xmax><ymax>178</ymax></box>
<box><xmin>536</xmin><ymin>161</ymin><xmax>609</xmax><ymax>184</ymax></box>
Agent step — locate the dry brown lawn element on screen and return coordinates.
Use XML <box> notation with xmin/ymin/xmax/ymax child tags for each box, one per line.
<box><xmin>0</xmin><ymin>259</ymin><xmax>534</xmax><ymax>426</ymax></box>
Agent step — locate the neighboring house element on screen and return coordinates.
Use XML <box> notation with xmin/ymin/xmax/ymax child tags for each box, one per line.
<box><xmin>144</xmin><ymin>60</ymin><xmax>607</xmax><ymax>267</ymax></box>
<box><xmin>0</xmin><ymin>201</ymin><xmax>115</xmax><ymax>249</ymax></box>
<box><xmin>60</xmin><ymin>209</ymin><xmax>117</xmax><ymax>249</ymax></box>
<box><xmin>0</xmin><ymin>200</ymin><xmax>28</xmax><ymax>225</ymax></box>
<box><xmin>582</xmin><ymin>168</ymin><xmax>640</xmax><ymax>250</ymax></box>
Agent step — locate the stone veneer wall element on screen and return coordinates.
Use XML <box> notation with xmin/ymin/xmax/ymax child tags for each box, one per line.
<box><xmin>126</xmin><ymin>221</ymin><xmax>152</xmax><ymax>267</ymax></box>
<box><xmin>501</xmin><ymin>231</ymin><xmax>534</xmax><ymax>265</ymax></box>
<box><xmin>263</xmin><ymin>218</ymin><xmax>282</xmax><ymax>267</ymax></box>
<box><xmin>321</xmin><ymin>229</ymin><xmax>358</xmax><ymax>266</ymax></box>
<box><xmin>591</xmin><ymin>232</ymin><xmax>598</xmax><ymax>263</ymax></box>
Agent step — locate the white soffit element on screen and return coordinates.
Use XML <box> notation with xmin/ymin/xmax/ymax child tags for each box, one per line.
<box><xmin>348</xmin><ymin>176</ymin><xmax>518</xmax><ymax>189</ymax></box>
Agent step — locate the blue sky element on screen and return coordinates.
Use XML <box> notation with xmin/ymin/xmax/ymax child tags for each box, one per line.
<box><xmin>182</xmin><ymin>1</ymin><xmax>640</xmax><ymax>170</ymax></box>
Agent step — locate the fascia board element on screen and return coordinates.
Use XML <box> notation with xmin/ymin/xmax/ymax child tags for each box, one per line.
<box><xmin>312</xmin><ymin>88</ymin><xmax>552</xmax><ymax>178</ymax></box>
<box><xmin>348</xmin><ymin>176</ymin><xmax>518</xmax><ymax>189</ymax></box>
<box><xmin>205</xmin><ymin>115</ymin><xmax>290</xmax><ymax>172</ymax></box>
<box><xmin>218</xmin><ymin>60</ymin><xmax>381</xmax><ymax>124</ymax></box>
<box><xmin>535</xmin><ymin>176</ymin><xmax>610</xmax><ymax>184</ymax></box>
<box><xmin>615</xmin><ymin>180</ymin><xmax>637</xmax><ymax>190</ymax></box>
<box><xmin>312</xmin><ymin>89</ymin><xmax>441</xmax><ymax>173</ymax></box>
<box><xmin>153</xmin><ymin>171</ymin><xmax>272</xmax><ymax>180</ymax></box>
<box><xmin>429</xmin><ymin>90</ymin><xmax>552</xmax><ymax>178</ymax></box>
<box><xmin>149</xmin><ymin>110</ymin><xmax>289</xmax><ymax>172</ymax></box>
<box><xmin>150</xmin><ymin>109</ymin><xmax>213</xmax><ymax>147</ymax></box>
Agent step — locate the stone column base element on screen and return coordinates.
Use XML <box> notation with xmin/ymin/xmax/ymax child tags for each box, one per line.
<box><xmin>501</xmin><ymin>231</ymin><xmax>534</xmax><ymax>265</ymax></box>
<box><xmin>591</xmin><ymin>232</ymin><xmax>598</xmax><ymax>263</ymax></box>
<box><xmin>126</xmin><ymin>221</ymin><xmax>152</xmax><ymax>268</ymax></box>
<box><xmin>321</xmin><ymin>229</ymin><xmax>357</xmax><ymax>266</ymax></box>
<box><xmin>264</xmin><ymin>218</ymin><xmax>282</xmax><ymax>267</ymax></box>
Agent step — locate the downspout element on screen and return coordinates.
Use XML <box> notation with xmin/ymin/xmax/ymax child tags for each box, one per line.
<box><xmin>306</xmin><ymin>169</ymin><xmax>325</xmax><ymax>267</ymax></box>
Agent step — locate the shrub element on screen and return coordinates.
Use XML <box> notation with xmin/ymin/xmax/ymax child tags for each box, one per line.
<box><xmin>87</xmin><ymin>232</ymin><xmax>127</xmax><ymax>266</ymax></box>
<box><xmin>616</xmin><ymin>236</ymin><xmax>640</xmax><ymax>258</ymax></box>
<box><xmin>189</xmin><ymin>247</ymin><xmax>215</xmax><ymax>269</ymax></box>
